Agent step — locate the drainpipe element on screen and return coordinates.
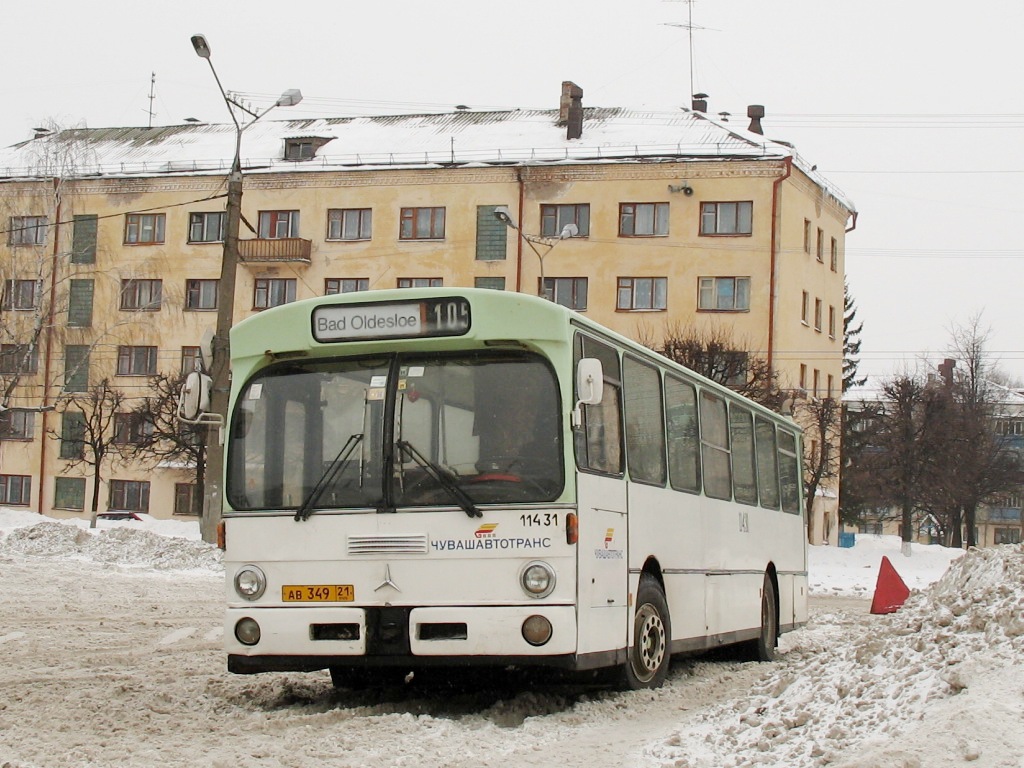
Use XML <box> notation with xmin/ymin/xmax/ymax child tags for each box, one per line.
<box><xmin>767</xmin><ymin>156</ymin><xmax>793</xmax><ymax>374</ymax></box>
<box><xmin>37</xmin><ymin>177</ymin><xmax>62</xmax><ymax>514</ymax></box>
<box><xmin>513</xmin><ymin>168</ymin><xmax>526</xmax><ymax>293</ymax></box>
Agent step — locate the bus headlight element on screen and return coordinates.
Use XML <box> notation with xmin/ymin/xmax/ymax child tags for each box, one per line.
<box><xmin>234</xmin><ymin>565</ymin><xmax>267</xmax><ymax>600</ymax></box>
<box><xmin>520</xmin><ymin>561</ymin><xmax>556</xmax><ymax>599</ymax></box>
<box><xmin>235</xmin><ymin>617</ymin><xmax>261</xmax><ymax>646</ymax></box>
<box><xmin>522</xmin><ymin>615</ymin><xmax>553</xmax><ymax>646</ymax></box>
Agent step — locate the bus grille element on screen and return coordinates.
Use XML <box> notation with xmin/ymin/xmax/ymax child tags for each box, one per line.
<box><xmin>347</xmin><ymin>534</ymin><xmax>429</xmax><ymax>555</ymax></box>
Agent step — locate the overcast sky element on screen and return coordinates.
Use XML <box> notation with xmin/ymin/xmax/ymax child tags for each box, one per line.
<box><xmin>4</xmin><ymin>0</ymin><xmax>1022</xmax><ymax>385</ymax></box>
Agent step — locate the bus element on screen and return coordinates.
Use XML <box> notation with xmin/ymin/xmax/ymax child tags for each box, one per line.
<box><xmin>214</xmin><ymin>287</ymin><xmax>807</xmax><ymax>689</ymax></box>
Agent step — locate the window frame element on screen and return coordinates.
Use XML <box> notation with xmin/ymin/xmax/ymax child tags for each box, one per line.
<box><xmin>253</xmin><ymin>278</ymin><xmax>297</xmax><ymax>309</ymax></box>
<box><xmin>0</xmin><ymin>409</ymin><xmax>34</xmax><ymax>440</ymax></box>
<box><xmin>124</xmin><ymin>213</ymin><xmax>166</xmax><ymax>245</ymax></box>
<box><xmin>185</xmin><ymin>279</ymin><xmax>218</xmax><ymax>311</ymax></box>
<box><xmin>699</xmin><ymin>201</ymin><xmax>752</xmax><ymax>236</ymax></box>
<box><xmin>116</xmin><ymin>345</ymin><xmax>158</xmax><ymax>377</ymax></box>
<box><xmin>618</xmin><ymin>202</ymin><xmax>669</xmax><ymax>237</ymax></box>
<box><xmin>616</xmin><ymin>277</ymin><xmax>667</xmax><ymax>311</ymax></box>
<box><xmin>119</xmin><ymin>279</ymin><xmax>163</xmax><ymax>311</ymax></box>
<box><xmin>399</xmin><ymin>207</ymin><xmax>446</xmax><ymax>240</ymax></box>
<box><xmin>540</xmin><ymin>204</ymin><xmax>590</xmax><ymax>238</ymax></box>
<box><xmin>397</xmin><ymin>277</ymin><xmax>443</xmax><ymax>289</ymax></box>
<box><xmin>9</xmin><ymin>215</ymin><xmax>47</xmax><ymax>246</ymax></box>
<box><xmin>0</xmin><ymin>343</ymin><xmax>39</xmax><ymax>374</ymax></box>
<box><xmin>113</xmin><ymin>412</ymin><xmax>154</xmax><ymax>446</ymax></box>
<box><xmin>2</xmin><ymin>279</ymin><xmax>41</xmax><ymax>310</ymax></box>
<box><xmin>108</xmin><ymin>479</ymin><xmax>150</xmax><ymax>513</ymax></box>
<box><xmin>257</xmin><ymin>210</ymin><xmax>300</xmax><ymax>240</ymax></box>
<box><xmin>542</xmin><ymin>277</ymin><xmax>588</xmax><ymax>309</ymax></box>
<box><xmin>188</xmin><ymin>211</ymin><xmax>226</xmax><ymax>243</ymax></box>
<box><xmin>0</xmin><ymin>474</ymin><xmax>31</xmax><ymax>505</ymax></box>
<box><xmin>325</xmin><ymin>278</ymin><xmax>369</xmax><ymax>295</ymax></box>
<box><xmin>697</xmin><ymin>276</ymin><xmax>751</xmax><ymax>312</ymax></box>
<box><xmin>326</xmin><ymin>208</ymin><xmax>372</xmax><ymax>241</ymax></box>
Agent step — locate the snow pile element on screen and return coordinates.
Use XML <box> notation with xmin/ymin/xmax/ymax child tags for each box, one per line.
<box><xmin>0</xmin><ymin>508</ymin><xmax>220</xmax><ymax>572</ymax></box>
<box><xmin>644</xmin><ymin>544</ymin><xmax>1024</xmax><ymax>767</ymax></box>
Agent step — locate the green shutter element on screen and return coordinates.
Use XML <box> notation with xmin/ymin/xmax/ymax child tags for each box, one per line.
<box><xmin>54</xmin><ymin>476</ymin><xmax>86</xmax><ymax>509</ymax></box>
<box><xmin>59</xmin><ymin>411</ymin><xmax>86</xmax><ymax>459</ymax></box>
<box><xmin>67</xmin><ymin>279</ymin><xmax>94</xmax><ymax>327</ymax></box>
<box><xmin>64</xmin><ymin>346</ymin><xmax>90</xmax><ymax>393</ymax></box>
<box><xmin>475</xmin><ymin>206</ymin><xmax>508</xmax><ymax>261</ymax></box>
<box><xmin>71</xmin><ymin>215</ymin><xmax>98</xmax><ymax>264</ymax></box>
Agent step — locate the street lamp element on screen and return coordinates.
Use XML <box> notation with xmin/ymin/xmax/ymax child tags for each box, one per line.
<box><xmin>190</xmin><ymin>33</ymin><xmax>302</xmax><ymax>543</ymax></box>
<box><xmin>493</xmin><ymin>206</ymin><xmax>577</xmax><ymax>300</ymax></box>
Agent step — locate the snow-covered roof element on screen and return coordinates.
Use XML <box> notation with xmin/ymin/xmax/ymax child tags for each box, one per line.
<box><xmin>0</xmin><ymin>107</ymin><xmax>853</xmax><ymax>211</ymax></box>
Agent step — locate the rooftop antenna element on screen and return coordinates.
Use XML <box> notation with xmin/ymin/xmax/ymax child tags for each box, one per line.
<box><xmin>146</xmin><ymin>72</ymin><xmax>157</xmax><ymax>128</ymax></box>
<box><xmin>661</xmin><ymin>0</ymin><xmax>715</xmax><ymax>105</ymax></box>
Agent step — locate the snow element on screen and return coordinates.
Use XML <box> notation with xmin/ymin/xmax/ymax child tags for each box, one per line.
<box><xmin>1</xmin><ymin>507</ymin><xmax>1020</xmax><ymax>768</ymax></box>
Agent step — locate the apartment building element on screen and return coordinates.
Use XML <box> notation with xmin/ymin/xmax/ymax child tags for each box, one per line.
<box><xmin>0</xmin><ymin>85</ymin><xmax>854</xmax><ymax>539</ymax></box>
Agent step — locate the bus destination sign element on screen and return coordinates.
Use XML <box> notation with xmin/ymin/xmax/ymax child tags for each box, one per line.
<box><xmin>312</xmin><ymin>297</ymin><xmax>471</xmax><ymax>342</ymax></box>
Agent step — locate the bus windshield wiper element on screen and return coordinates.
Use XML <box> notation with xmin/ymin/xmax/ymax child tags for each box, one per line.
<box><xmin>396</xmin><ymin>439</ymin><xmax>481</xmax><ymax>518</ymax></box>
<box><xmin>294</xmin><ymin>433</ymin><xmax>363</xmax><ymax>522</ymax></box>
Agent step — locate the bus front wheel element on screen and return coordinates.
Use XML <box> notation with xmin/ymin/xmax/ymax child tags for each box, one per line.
<box><xmin>623</xmin><ymin>574</ymin><xmax>671</xmax><ymax>689</ymax></box>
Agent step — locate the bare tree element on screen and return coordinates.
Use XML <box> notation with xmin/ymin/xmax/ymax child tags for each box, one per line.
<box><xmin>123</xmin><ymin>372</ymin><xmax>208</xmax><ymax>518</ymax></box>
<box><xmin>798</xmin><ymin>396</ymin><xmax>842</xmax><ymax>544</ymax></box>
<box><xmin>49</xmin><ymin>379</ymin><xmax>130</xmax><ymax>528</ymax></box>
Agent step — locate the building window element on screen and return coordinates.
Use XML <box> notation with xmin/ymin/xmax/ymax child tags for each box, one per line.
<box><xmin>816</xmin><ymin>228</ymin><xmax>824</xmax><ymax>262</ymax></box>
<box><xmin>54</xmin><ymin>476</ymin><xmax>86</xmax><ymax>510</ymax></box>
<box><xmin>700</xmin><ymin>201</ymin><xmax>752</xmax><ymax>235</ymax></box>
<box><xmin>9</xmin><ymin>215</ymin><xmax>47</xmax><ymax>246</ymax></box>
<box><xmin>185</xmin><ymin>279</ymin><xmax>218</xmax><ymax>310</ymax></box>
<box><xmin>0</xmin><ymin>344</ymin><xmax>38</xmax><ymax>375</ymax></box>
<box><xmin>188</xmin><ymin>212</ymin><xmax>226</xmax><ymax>243</ymax></box>
<box><xmin>619</xmin><ymin>203</ymin><xmax>668</xmax><ymax>237</ymax></box>
<box><xmin>124</xmin><ymin>213</ymin><xmax>165</xmax><ymax>245</ymax></box>
<box><xmin>397</xmin><ymin>278</ymin><xmax>443</xmax><ymax>289</ymax></box>
<box><xmin>253</xmin><ymin>278</ymin><xmax>296</xmax><ymax>309</ymax></box>
<box><xmin>327</xmin><ymin>208</ymin><xmax>372</xmax><ymax>241</ymax></box>
<box><xmin>59</xmin><ymin>412</ymin><xmax>85</xmax><ymax>459</ymax></box>
<box><xmin>617</xmin><ymin>277</ymin><xmax>667</xmax><ymax>311</ymax></box>
<box><xmin>475</xmin><ymin>277</ymin><xmax>506</xmax><ymax>291</ymax></box>
<box><xmin>0</xmin><ymin>474</ymin><xmax>31</xmax><ymax>505</ymax></box>
<box><xmin>399</xmin><ymin>207</ymin><xmax>445</xmax><ymax>240</ymax></box>
<box><xmin>117</xmin><ymin>345</ymin><xmax>158</xmax><ymax>376</ymax></box>
<box><xmin>542</xmin><ymin>277</ymin><xmax>587</xmax><ymax>309</ymax></box>
<box><xmin>72</xmin><ymin>214</ymin><xmax>98</xmax><ymax>264</ymax></box>
<box><xmin>68</xmin><ymin>279</ymin><xmax>94</xmax><ymax>327</ymax></box>
<box><xmin>119</xmin><ymin>279</ymin><xmax>162</xmax><ymax>311</ymax></box>
<box><xmin>109</xmin><ymin>480</ymin><xmax>150</xmax><ymax>512</ymax></box>
<box><xmin>475</xmin><ymin>205</ymin><xmax>508</xmax><ymax>261</ymax></box>
<box><xmin>827</xmin><ymin>374</ymin><xmax>835</xmax><ymax>399</ymax></box>
<box><xmin>801</xmin><ymin>291</ymin><xmax>810</xmax><ymax>325</ymax></box>
<box><xmin>113</xmin><ymin>413</ymin><xmax>154</xmax><ymax>445</ymax></box>
<box><xmin>174</xmin><ymin>483</ymin><xmax>198</xmax><ymax>515</ymax></box>
<box><xmin>181</xmin><ymin>346</ymin><xmax>202</xmax><ymax>375</ymax></box>
<box><xmin>803</xmin><ymin>219</ymin><xmax>812</xmax><ymax>254</ymax></box>
<box><xmin>258</xmin><ymin>210</ymin><xmax>300</xmax><ymax>239</ymax></box>
<box><xmin>995</xmin><ymin>527</ymin><xmax>1021</xmax><ymax>545</ymax></box>
<box><xmin>829</xmin><ymin>305</ymin><xmax>836</xmax><ymax>339</ymax></box>
<box><xmin>996</xmin><ymin>419</ymin><xmax>1024</xmax><ymax>436</ymax></box>
<box><xmin>284</xmin><ymin>137</ymin><xmax>331</xmax><ymax>161</ymax></box>
<box><xmin>813</xmin><ymin>369</ymin><xmax>820</xmax><ymax>397</ymax></box>
<box><xmin>799</xmin><ymin>364</ymin><xmax>807</xmax><ymax>390</ymax></box>
<box><xmin>814</xmin><ymin>298</ymin><xmax>823</xmax><ymax>332</ymax></box>
<box><xmin>2</xmin><ymin>279</ymin><xmax>41</xmax><ymax>310</ymax></box>
<box><xmin>541</xmin><ymin>204</ymin><xmax>589</xmax><ymax>237</ymax></box>
<box><xmin>0</xmin><ymin>410</ymin><xmax>33</xmax><ymax>440</ymax></box>
<box><xmin>698</xmin><ymin>277</ymin><xmax>750</xmax><ymax>311</ymax></box>
<box><xmin>830</xmin><ymin>237</ymin><xmax>838</xmax><ymax>272</ymax></box>
<box><xmin>325</xmin><ymin>278</ymin><xmax>369</xmax><ymax>295</ymax></box>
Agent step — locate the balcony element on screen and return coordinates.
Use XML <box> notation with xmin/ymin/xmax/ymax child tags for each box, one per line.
<box><xmin>238</xmin><ymin>237</ymin><xmax>311</xmax><ymax>264</ymax></box>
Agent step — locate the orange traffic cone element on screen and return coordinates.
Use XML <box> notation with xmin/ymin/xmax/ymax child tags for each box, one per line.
<box><xmin>870</xmin><ymin>555</ymin><xmax>911</xmax><ymax>614</ymax></box>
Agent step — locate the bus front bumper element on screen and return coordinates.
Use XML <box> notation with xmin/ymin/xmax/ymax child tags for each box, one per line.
<box><xmin>225</xmin><ymin>604</ymin><xmax>579</xmax><ymax>672</ymax></box>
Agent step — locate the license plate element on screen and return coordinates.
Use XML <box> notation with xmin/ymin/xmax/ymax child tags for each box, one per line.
<box><xmin>281</xmin><ymin>585</ymin><xmax>354</xmax><ymax>602</ymax></box>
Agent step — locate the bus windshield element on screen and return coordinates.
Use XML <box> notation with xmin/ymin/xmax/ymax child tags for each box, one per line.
<box><xmin>226</xmin><ymin>351</ymin><xmax>563</xmax><ymax>512</ymax></box>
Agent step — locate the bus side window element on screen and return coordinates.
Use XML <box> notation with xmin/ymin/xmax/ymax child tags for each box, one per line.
<box><xmin>778</xmin><ymin>429</ymin><xmax>801</xmax><ymax>514</ymax></box>
<box><xmin>729</xmin><ymin>405</ymin><xmax>758</xmax><ymax>505</ymax></box>
<box><xmin>623</xmin><ymin>355</ymin><xmax>666</xmax><ymax>485</ymax></box>
<box><xmin>573</xmin><ymin>334</ymin><xmax>623</xmax><ymax>475</ymax></box>
<box><xmin>665</xmin><ymin>374</ymin><xmax>700</xmax><ymax>493</ymax></box>
<box><xmin>699</xmin><ymin>390</ymin><xmax>732</xmax><ymax>500</ymax></box>
<box><xmin>754</xmin><ymin>417</ymin><xmax>781</xmax><ymax>509</ymax></box>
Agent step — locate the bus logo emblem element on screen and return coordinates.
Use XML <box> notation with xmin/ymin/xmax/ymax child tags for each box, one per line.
<box><xmin>374</xmin><ymin>564</ymin><xmax>401</xmax><ymax>593</ymax></box>
<box><xmin>475</xmin><ymin>523</ymin><xmax>498</xmax><ymax>538</ymax></box>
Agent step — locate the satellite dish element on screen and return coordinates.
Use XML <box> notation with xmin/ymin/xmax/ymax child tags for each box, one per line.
<box><xmin>559</xmin><ymin>223</ymin><xmax>579</xmax><ymax>239</ymax></box>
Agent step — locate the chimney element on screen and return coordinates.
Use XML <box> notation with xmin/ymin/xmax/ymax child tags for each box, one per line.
<box><xmin>559</xmin><ymin>81</ymin><xmax>584</xmax><ymax>140</ymax></box>
<box><xmin>691</xmin><ymin>93</ymin><xmax>708</xmax><ymax>113</ymax></box>
<box><xmin>747</xmin><ymin>104</ymin><xmax>765</xmax><ymax>135</ymax></box>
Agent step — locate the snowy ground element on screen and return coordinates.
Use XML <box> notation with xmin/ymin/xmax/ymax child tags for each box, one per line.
<box><xmin>1</xmin><ymin>508</ymin><xmax>1021</xmax><ymax>768</ymax></box>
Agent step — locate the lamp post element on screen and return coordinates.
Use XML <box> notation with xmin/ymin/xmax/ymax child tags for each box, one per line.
<box><xmin>493</xmin><ymin>206</ymin><xmax>577</xmax><ymax>300</ymax></box>
<box><xmin>190</xmin><ymin>34</ymin><xmax>302</xmax><ymax>543</ymax></box>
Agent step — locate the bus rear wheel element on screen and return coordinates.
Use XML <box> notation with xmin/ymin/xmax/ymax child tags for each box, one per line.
<box><xmin>746</xmin><ymin>572</ymin><xmax>778</xmax><ymax>662</ymax></box>
<box><xmin>623</xmin><ymin>574</ymin><xmax>671</xmax><ymax>689</ymax></box>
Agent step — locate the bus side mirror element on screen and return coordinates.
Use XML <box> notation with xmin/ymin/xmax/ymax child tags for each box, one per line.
<box><xmin>572</xmin><ymin>357</ymin><xmax>603</xmax><ymax>427</ymax></box>
<box><xmin>177</xmin><ymin>370</ymin><xmax>222</xmax><ymax>429</ymax></box>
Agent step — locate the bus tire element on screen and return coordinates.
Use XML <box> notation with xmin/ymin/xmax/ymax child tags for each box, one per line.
<box><xmin>623</xmin><ymin>574</ymin><xmax>671</xmax><ymax>689</ymax></box>
<box><xmin>748</xmin><ymin>572</ymin><xmax>778</xmax><ymax>662</ymax></box>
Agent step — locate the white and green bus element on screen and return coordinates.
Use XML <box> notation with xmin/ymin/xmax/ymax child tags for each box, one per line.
<box><xmin>218</xmin><ymin>288</ymin><xmax>807</xmax><ymax>689</ymax></box>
